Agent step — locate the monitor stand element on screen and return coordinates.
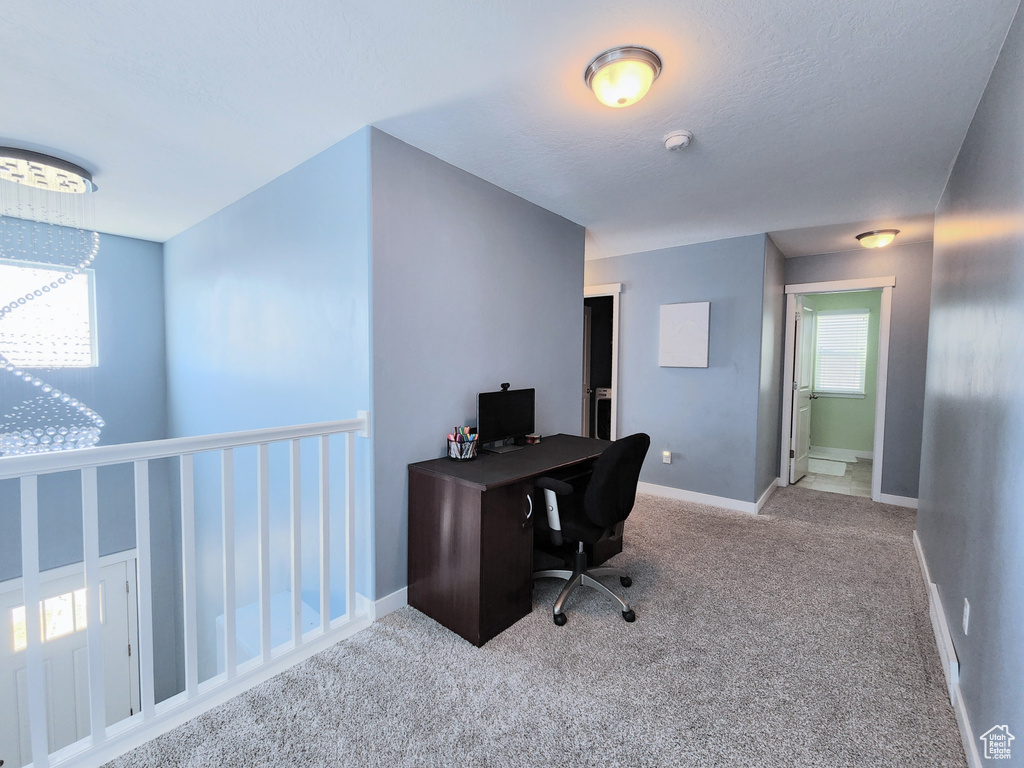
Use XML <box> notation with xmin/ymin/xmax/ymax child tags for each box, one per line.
<box><xmin>482</xmin><ymin>441</ymin><xmax>524</xmax><ymax>454</ymax></box>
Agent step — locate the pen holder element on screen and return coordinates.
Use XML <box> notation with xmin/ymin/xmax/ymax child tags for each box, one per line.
<box><xmin>448</xmin><ymin>438</ymin><xmax>478</xmax><ymax>461</ymax></box>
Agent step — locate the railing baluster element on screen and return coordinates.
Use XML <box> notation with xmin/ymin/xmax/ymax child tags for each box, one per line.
<box><xmin>345</xmin><ymin>431</ymin><xmax>356</xmax><ymax>621</ymax></box>
<box><xmin>290</xmin><ymin>439</ymin><xmax>302</xmax><ymax>646</ymax></box>
<box><xmin>134</xmin><ymin>459</ymin><xmax>156</xmax><ymax>719</ymax></box>
<box><xmin>257</xmin><ymin>443</ymin><xmax>271</xmax><ymax>661</ymax></box>
<box><xmin>222</xmin><ymin>448</ymin><xmax>237</xmax><ymax>679</ymax></box>
<box><xmin>21</xmin><ymin>475</ymin><xmax>49</xmax><ymax>767</ymax></box>
<box><xmin>82</xmin><ymin>466</ymin><xmax>106</xmax><ymax>746</ymax></box>
<box><xmin>319</xmin><ymin>435</ymin><xmax>330</xmax><ymax>632</ymax></box>
<box><xmin>0</xmin><ymin>416</ymin><xmax>367</xmax><ymax>768</ymax></box>
<box><xmin>180</xmin><ymin>453</ymin><xmax>198</xmax><ymax>697</ymax></box>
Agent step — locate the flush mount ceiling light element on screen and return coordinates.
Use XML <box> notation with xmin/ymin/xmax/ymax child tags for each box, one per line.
<box><xmin>0</xmin><ymin>147</ymin><xmax>95</xmax><ymax>194</ymax></box>
<box><xmin>585</xmin><ymin>45</ymin><xmax>663</xmax><ymax>108</ymax></box>
<box><xmin>855</xmin><ymin>229</ymin><xmax>900</xmax><ymax>248</ymax></box>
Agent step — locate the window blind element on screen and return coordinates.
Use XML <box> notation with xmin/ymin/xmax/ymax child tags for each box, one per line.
<box><xmin>813</xmin><ymin>310</ymin><xmax>869</xmax><ymax>394</ymax></box>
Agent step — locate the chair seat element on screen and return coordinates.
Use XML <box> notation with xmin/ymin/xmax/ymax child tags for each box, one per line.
<box><xmin>559</xmin><ymin>514</ymin><xmax>612</xmax><ymax>545</ymax></box>
<box><xmin>534</xmin><ymin>493</ymin><xmax>610</xmax><ymax>544</ymax></box>
<box><xmin>532</xmin><ymin>432</ymin><xmax>650</xmax><ymax>626</ymax></box>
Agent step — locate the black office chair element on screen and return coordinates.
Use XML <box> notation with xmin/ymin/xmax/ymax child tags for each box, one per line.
<box><xmin>533</xmin><ymin>433</ymin><xmax>650</xmax><ymax>625</ymax></box>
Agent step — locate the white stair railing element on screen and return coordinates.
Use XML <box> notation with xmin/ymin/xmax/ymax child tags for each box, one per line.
<box><xmin>0</xmin><ymin>412</ymin><xmax>371</xmax><ymax>768</ymax></box>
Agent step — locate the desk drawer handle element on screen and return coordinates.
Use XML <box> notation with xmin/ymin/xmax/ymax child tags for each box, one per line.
<box><xmin>522</xmin><ymin>494</ymin><xmax>533</xmax><ymax>529</ymax></box>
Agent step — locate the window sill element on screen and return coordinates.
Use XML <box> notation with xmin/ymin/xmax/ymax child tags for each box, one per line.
<box><xmin>813</xmin><ymin>392</ymin><xmax>865</xmax><ymax>399</ymax></box>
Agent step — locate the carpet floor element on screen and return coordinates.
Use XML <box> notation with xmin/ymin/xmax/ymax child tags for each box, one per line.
<box><xmin>107</xmin><ymin>487</ymin><xmax>965</xmax><ymax>767</ymax></box>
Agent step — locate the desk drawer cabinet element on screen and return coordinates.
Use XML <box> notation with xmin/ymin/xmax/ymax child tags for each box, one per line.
<box><xmin>408</xmin><ymin>470</ymin><xmax>534</xmax><ymax>646</ymax></box>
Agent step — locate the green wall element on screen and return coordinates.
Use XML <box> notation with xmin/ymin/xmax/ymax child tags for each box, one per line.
<box><xmin>805</xmin><ymin>290</ymin><xmax>880</xmax><ymax>453</ymax></box>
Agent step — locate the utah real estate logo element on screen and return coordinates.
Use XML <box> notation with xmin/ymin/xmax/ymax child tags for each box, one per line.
<box><xmin>979</xmin><ymin>725</ymin><xmax>1014</xmax><ymax>760</ymax></box>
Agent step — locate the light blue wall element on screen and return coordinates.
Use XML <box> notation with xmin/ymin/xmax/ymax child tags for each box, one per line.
<box><xmin>585</xmin><ymin>234</ymin><xmax>770</xmax><ymax>503</ymax></box>
<box><xmin>785</xmin><ymin>240</ymin><xmax>933</xmax><ymax>497</ymax></box>
<box><xmin>0</xmin><ymin>229</ymin><xmax>168</xmax><ymax>577</ymax></box>
<box><xmin>163</xmin><ymin>129</ymin><xmax>373</xmax><ymax>683</ymax></box>
<box><xmin>755</xmin><ymin>236</ymin><xmax>786</xmax><ymax>497</ymax></box>
<box><xmin>369</xmin><ymin>129</ymin><xmax>586</xmax><ymax>599</ymax></box>
<box><xmin>918</xmin><ymin>0</ymin><xmax>1024</xmax><ymax>746</ymax></box>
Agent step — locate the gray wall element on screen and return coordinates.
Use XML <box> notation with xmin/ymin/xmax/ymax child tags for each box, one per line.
<box><xmin>0</xmin><ymin>228</ymin><xmax>177</xmax><ymax>698</ymax></box>
<box><xmin>370</xmin><ymin>129</ymin><xmax>586</xmax><ymax>599</ymax></box>
<box><xmin>163</xmin><ymin>129</ymin><xmax>373</xmax><ymax>686</ymax></box>
<box><xmin>585</xmin><ymin>234</ymin><xmax>769</xmax><ymax>503</ymax></box>
<box><xmin>784</xmin><ymin>240</ymin><xmax>933</xmax><ymax>498</ymax></box>
<box><xmin>1</xmin><ymin>229</ymin><xmax>169</xmax><ymax>580</ymax></box>
<box><xmin>918</xmin><ymin>0</ymin><xmax>1024</xmax><ymax>747</ymax></box>
<box><xmin>755</xmin><ymin>236</ymin><xmax>786</xmax><ymax>497</ymax></box>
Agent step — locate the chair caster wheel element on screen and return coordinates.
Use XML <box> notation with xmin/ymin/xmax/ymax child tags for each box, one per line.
<box><xmin>622</xmin><ymin>609</ymin><xmax>635</xmax><ymax>622</ymax></box>
<box><xmin>620</xmin><ymin>576</ymin><xmax>632</xmax><ymax>587</ymax></box>
<box><xmin>553</xmin><ymin>613</ymin><xmax>567</xmax><ymax>626</ymax></box>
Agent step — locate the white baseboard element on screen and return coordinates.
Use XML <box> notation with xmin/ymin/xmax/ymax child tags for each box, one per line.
<box><xmin>370</xmin><ymin>587</ymin><xmax>408</xmax><ymax>620</ymax></box>
<box><xmin>877</xmin><ymin>492</ymin><xmax>918</xmax><ymax>509</ymax></box>
<box><xmin>756</xmin><ymin>480</ymin><xmax>780</xmax><ymax>513</ymax></box>
<box><xmin>638</xmin><ymin>482</ymin><xmax>757</xmax><ymax>515</ymax></box>
<box><xmin>913</xmin><ymin>531</ymin><xmax>959</xmax><ymax>698</ymax></box>
<box><xmin>953</xmin><ymin>686</ymin><xmax>982</xmax><ymax>768</ymax></box>
<box><xmin>913</xmin><ymin>532</ymin><xmax>981</xmax><ymax>768</ymax></box>
<box><xmin>809</xmin><ymin>445</ymin><xmax>873</xmax><ymax>462</ymax></box>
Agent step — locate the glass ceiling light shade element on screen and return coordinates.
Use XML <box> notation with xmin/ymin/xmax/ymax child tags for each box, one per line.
<box><xmin>0</xmin><ymin>147</ymin><xmax>104</xmax><ymax>456</ymax></box>
<box><xmin>855</xmin><ymin>229</ymin><xmax>900</xmax><ymax>248</ymax></box>
<box><xmin>585</xmin><ymin>46</ymin><xmax>663</xmax><ymax>108</ymax></box>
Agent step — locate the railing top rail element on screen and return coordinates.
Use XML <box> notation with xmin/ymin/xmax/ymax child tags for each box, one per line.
<box><xmin>0</xmin><ymin>416</ymin><xmax>369</xmax><ymax>480</ymax></box>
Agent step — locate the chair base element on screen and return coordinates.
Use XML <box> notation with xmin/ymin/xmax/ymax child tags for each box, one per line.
<box><xmin>533</xmin><ymin>545</ymin><xmax>634</xmax><ymax>624</ymax></box>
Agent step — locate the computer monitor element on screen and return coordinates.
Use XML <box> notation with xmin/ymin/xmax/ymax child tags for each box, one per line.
<box><xmin>477</xmin><ymin>387</ymin><xmax>535</xmax><ymax>453</ymax></box>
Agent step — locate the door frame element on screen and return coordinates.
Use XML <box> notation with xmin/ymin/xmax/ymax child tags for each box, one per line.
<box><xmin>582</xmin><ymin>305</ymin><xmax>592</xmax><ymax>437</ymax></box>
<box><xmin>583</xmin><ymin>283</ymin><xmax>621</xmax><ymax>441</ymax></box>
<box><xmin>0</xmin><ymin>549</ymin><xmax>142</xmax><ymax>727</ymax></box>
<box><xmin>0</xmin><ymin>549</ymin><xmax>138</xmax><ymax>596</ymax></box>
<box><xmin>790</xmin><ymin>296</ymin><xmax>815</xmax><ymax>484</ymax></box>
<box><xmin>779</xmin><ymin>276</ymin><xmax>895</xmax><ymax>502</ymax></box>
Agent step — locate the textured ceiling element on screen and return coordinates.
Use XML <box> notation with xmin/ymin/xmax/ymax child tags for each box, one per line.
<box><xmin>1</xmin><ymin>0</ymin><xmax>1019</xmax><ymax>257</ymax></box>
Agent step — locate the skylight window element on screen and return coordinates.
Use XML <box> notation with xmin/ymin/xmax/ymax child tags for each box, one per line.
<box><xmin>0</xmin><ymin>259</ymin><xmax>97</xmax><ymax>367</ymax></box>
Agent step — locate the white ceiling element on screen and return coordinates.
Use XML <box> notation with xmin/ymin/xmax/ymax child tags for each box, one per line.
<box><xmin>1</xmin><ymin>0</ymin><xmax>1019</xmax><ymax>258</ymax></box>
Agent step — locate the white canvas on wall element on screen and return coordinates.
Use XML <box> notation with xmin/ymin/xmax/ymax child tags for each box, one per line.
<box><xmin>659</xmin><ymin>302</ymin><xmax>710</xmax><ymax>368</ymax></box>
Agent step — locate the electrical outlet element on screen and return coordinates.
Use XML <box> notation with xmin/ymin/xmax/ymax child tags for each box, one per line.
<box><xmin>662</xmin><ymin>450</ymin><xmax>672</xmax><ymax>464</ymax></box>
<box><xmin>963</xmin><ymin>598</ymin><xmax>970</xmax><ymax>635</ymax></box>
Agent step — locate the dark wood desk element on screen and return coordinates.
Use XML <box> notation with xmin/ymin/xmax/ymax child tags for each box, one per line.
<box><xmin>408</xmin><ymin>434</ymin><xmax>611</xmax><ymax>646</ymax></box>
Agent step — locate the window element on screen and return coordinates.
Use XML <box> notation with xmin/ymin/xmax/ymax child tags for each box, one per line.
<box><xmin>0</xmin><ymin>259</ymin><xmax>97</xmax><ymax>367</ymax></box>
<box><xmin>813</xmin><ymin>310</ymin><xmax>870</xmax><ymax>395</ymax></box>
<box><xmin>10</xmin><ymin>586</ymin><xmax>104</xmax><ymax>652</ymax></box>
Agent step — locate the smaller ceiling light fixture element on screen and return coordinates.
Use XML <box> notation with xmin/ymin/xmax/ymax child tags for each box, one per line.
<box><xmin>856</xmin><ymin>229</ymin><xmax>900</xmax><ymax>249</ymax></box>
<box><xmin>585</xmin><ymin>45</ymin><xmax>663</xmax><ymax>108</ymax></box>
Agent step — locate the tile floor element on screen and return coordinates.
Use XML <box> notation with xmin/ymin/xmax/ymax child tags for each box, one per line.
<box><xmin>794</xmin><ymin>458</ymin><xmax>873</xmax><ymax>498</ymax></box>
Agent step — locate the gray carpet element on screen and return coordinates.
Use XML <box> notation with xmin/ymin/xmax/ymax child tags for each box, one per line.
<box><xmin>107</xmin><ymin>488</ymin><xmax>965</xmax><ymax>767</ymax></box>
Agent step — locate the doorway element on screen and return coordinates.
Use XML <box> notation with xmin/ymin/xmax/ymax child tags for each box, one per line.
<box><xmin>582</xmin><ymin>283</ymin><xmax>621</xmax><ymax>440</ymax></box>
<box><xmin>780</xmin><ymin>277</ymin><xmax>895</xmax><ymax>502</ymax></box>
<box><xmin>0</xmin><ymin>554</ymin><xmax>140</xmax><ymax>768</ymax></box>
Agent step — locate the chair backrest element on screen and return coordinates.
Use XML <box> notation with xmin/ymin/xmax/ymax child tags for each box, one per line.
<box><xmin>583</xmin><ymin>433</ymin><xmax>651</xmax><ymax>529</ymax></box>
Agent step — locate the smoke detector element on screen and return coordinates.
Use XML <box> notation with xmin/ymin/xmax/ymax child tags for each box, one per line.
<box><xmin>664</xmin><ymin>131</ymin><xmax>693</xmax><ymax>151</ymax></box>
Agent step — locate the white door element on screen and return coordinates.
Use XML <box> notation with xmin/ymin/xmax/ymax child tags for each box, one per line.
<box><xmin>582</xmin><ymin>305</ymin><xmax>593</xmax><ymax>437</ymax></box>
<box><xmin>0</xmin><ymin>559</ymin><xmax>138</xmax><ymax>768</ymax></box>
<box><xmin>790</xmin><ymin>298</ymin><xmax>815</xmax><ymax>483</ymax></box>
